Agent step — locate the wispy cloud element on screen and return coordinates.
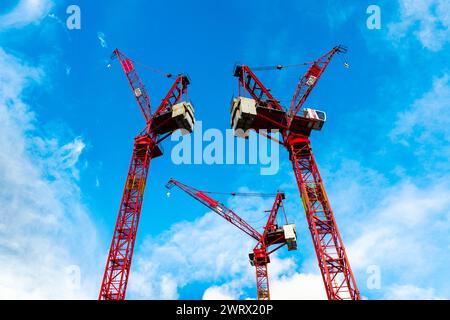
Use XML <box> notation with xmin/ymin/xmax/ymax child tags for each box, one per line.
<box><xmin>326</xmin><ymin>0</ymin><xmax>356</xmax><ymax>29</ymax></box>
<box><xmin>324</xmin><ymin>156</ymin><xmax>450</xmax><ymax>299</ymax></box>
<box><xmin>128</xmin><ymin>189</ymin><xmax>319</xmax><ymax>299</ymax></box>
<box><xmin>0</xmin><ymin>0</ymin><xmax>53</xmax><ymax>30</ymax></box>
<box><xmin>390</xmin><ymin>74</ymin><xmax>450</xmax><ymax>170</ymax></box>
<box><xmin>0</xmin><ymin>47</ymin><xmax>101</xmax><ymax>299</ymax></box>
<box><xmin>391</xmin><ymin>74</ymin><xmax>450</xmax><ymax>146</ymax></box>
<box><xmin>384</xmin><ymin>284</ymin><xmax>445</xmax><ymax>299</ymax></box>
<box><xmin>388</xmin><ymin>0</ymin><xmax>450</xmax><ymax>51</ymax></box>
<box><xmin>129</xmin><ymin>210</ymin><xmax>255</xmax><ymax>299</ymax></box>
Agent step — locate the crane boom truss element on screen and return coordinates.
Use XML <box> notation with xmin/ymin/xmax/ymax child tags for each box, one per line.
<box><xmin>288</xmin><ymin>45</ymin><xmax>347</xmax><ymax>119</ymax></box>
<box><xmin>155</xmin><ymin>75</ymin><xmax>189</xmax><ymax>116</ymax></box>
<box><xmin>166</xmin><ymin>179</ymin><xmax>262</xmax><ymax>241</ymax></box>
<box><xmin>236</xmin><ymin>65</ymin><xmax>284</xmax><ymax>112</ymax></box>
<box><xmin>167</xmin><ymin>179</ymin><xmax>290</xmax><ymax>300</ymax></box>
<box><xmin>113</xmin><ymin>49</ymin><xmax>152</xmax><ymax>123</ymax></box>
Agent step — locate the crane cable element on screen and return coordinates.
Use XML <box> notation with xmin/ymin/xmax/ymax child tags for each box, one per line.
<box><xmin>251</xmin><ymin>54</ymin><xmax>350</xmax><ymax>72</ymax></box>
<box><xmin>201</xmin><ymin>190</ymin><xmax>282</xmax><ymax>198</ymax></box>
<box><xmin>109</xmin><ymin>50</ymin><xmax>177</xmax><ymax>79</ymax></box>
<box><xmin>251</xmin><ymin>61</ymin><xmax>313</xmax><ymax>72</ymax></box>
<box><xmin>132</xmin><ymin>59</ymin><xmax>175</xmax><ymax>79</ymax></box>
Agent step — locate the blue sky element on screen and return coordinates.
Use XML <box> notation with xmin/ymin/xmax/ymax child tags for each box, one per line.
<box><xmin>0</xmin><ymin>0</ymin><xmax>449</xmax><ymax>299</ymax></box>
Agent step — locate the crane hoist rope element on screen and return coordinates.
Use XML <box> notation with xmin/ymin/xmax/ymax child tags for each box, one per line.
<box><xmin>110</xmin><ymin>50</ymin><xmax>177</xmax><ymax>79</ymax></box>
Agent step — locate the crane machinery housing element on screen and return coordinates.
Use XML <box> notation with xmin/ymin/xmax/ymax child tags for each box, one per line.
<box><xmin>166</xmin><ymin>179</ymin><xmax>297</xmax><ymax>300</ymax></box>
<box><xmin>99</xmin><ymin>49</ymin><xmax>196</xmax><ymax>300</ymax></box>
<box><xmin>229</xmin><ymin>45</ymin><xmax>361</xmax><ymax>300</ymax></box>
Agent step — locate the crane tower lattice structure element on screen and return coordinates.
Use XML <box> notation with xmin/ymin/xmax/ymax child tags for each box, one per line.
<box><xmin>99</xmin><ymin>49</ymin><xmax>195</xmax><ymax>300</ymax></box>
<box><xmin>230</xmin><ymin>45</ymin><xmax>360</xmax><ymax>300</ymax></box>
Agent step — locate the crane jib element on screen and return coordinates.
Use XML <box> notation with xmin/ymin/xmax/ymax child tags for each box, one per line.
<box><xmin>121</xmin><ymin>59</ymin><xmax>134</xmax><ymax>74</ymax></box>
<box><xmin>195</xmin><ymin>191</ymin><xmax>219</xmax><ymax>207</ymax></box>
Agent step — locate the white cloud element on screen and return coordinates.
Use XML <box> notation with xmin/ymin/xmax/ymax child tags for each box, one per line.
<box><xmin>203</xmin><ymin>287</ymin><xmax>236</xmax><ymax>300</ymax></box>
<box><xmin>128</xmin><ymin>210</ymin><xmax>255</xmax><ymax>299</ymax></box>
<box><xmin>203</xmin><ymin>280</ymin><xmax>244</xmax><ymax>300</ymax></box>
<box><xmin>0</xmin><ymin>0</ymin><xmax>53</xmax><ymax>30</ymax></box>
<box><xmin>270</xmin><ymin>273</ymin><xmax>326</xmax><ymax>300</ymax></box>
<box><xmin>0</xmin><ymin>47</ymin><xmax>101</xmax><ymax>299</ymax></box>
<box><xmin>326</xmin><ymin>1</ymin><xmax>356</xmax><ymax>28</ymax></box>
<box><xmin>130</xmin><ymin>188</ymin><xmax>330</xmax><ymax>300</ymax></box>
<box><xmin>391</xmin><ymin>74</ymin><xmax>450</xmax><ymax>148</ymax></box>
<box><xmin>385</xmin><ymin>284</ymin><xmax>444</xmax><ymax>300</ymax></box>
<box><xmin>347</xmin><ymin>181</ymin><xmax>450</xmax><ymax>271</ymax></box>
<box><xmin>202</xmin><ymin>257</ymin><xmax>327</xmax><ymax>300</ymax></box>
<box><xmin>325</xmin><ymin>159</ymin><xmax>450</xmax><ymax>299</ymax></box>
<box><xmin>388</xmin><ymin>0</ymin><xmax>450</xmax><ymax>51</ymax></box>
<box><xmin>31</xmin><ymin>136</ymin><xmax>86</xmax><ymax>180</ymax></box>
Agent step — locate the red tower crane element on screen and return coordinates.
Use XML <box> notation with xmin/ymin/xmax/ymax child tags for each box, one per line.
<box><xmin>166</xmin><ymin>179</ymin><xmax>298</xmax><ymax>300</ymax></box>
<box><xmin>99</xmin><ymin>49</ymin><xmax>196</xmax><ymax>300</ymax></box>
<box><xmin>230</xmin><ymin>45</ymin><xmax>360</xmax><ymax>300</ymax></box>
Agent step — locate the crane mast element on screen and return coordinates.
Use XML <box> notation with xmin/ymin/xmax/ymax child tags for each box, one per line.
<box><xmin>230</xmin><ymin>46</ymin><xmax>360</xmax><ymax>300</ymax></box>
<box><xmin>99</xmin><ymin>49</ymin><xmax>194</xmax><ymax>300</ymax></box>
<box><xmin>287</xmin><ymin>136</ymin><xmax>359</xmax><ymax>299</ymax></box>
<box><xmin>99</xmin><ymin>136</ymin><xmax>155</xmax><ymax>300</ymax></box>
<box><xmin>166</xmin><ymin>179</ymin><xmax>296</xmax><ymax>300</ymax></box>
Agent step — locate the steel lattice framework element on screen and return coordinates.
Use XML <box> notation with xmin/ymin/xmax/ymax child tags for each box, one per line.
<box><xmin>99</xmin><ymin>49</ymin><xmax>191</xmax><ymax>300</ymax></box>
<box><xmin>166</xmin><ymin>179</ymin><xmax>292</xmax><ymax>300</ymax></box>
<box><xmin>288</xmin><ymin>137</ymin><xmax>359</xmax><ymax>299</ymax></box>
<box><xmin>232</xmin><ymin>45</ymin><xmax>360</xmax><ymax>300</ymax></box>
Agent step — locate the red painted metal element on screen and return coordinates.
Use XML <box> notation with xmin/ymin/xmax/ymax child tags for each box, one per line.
<box><xmin>287</xmin><ymin>135</ymin><xmax>359</xmax><ymax>300</ymax></box>
<box><xmin>252</xmin><ymin>192</ymin><xmax>287</xmax><ymax>300</ymax></box>
<box><xmin>254</xmin><ymin>253</ymin><xmax>270</xmax><ymax>300</ymax></box>
<box><xmin>114</xmin><ymin>49</ymin><xmax>152</xmax><ymax>124</ymax></box>
<box><xmin>288</xmin><ymin>45</ymin><xmax>347</xmax><ymax>122</ymax></box>
<box><xmin>232</xmin><ymin>46</ymin><xmax>360</xmax><ymax>300</ymax></box>
<box><xmin>98</xmin><ymin>136</ymin><xmax>154</xmax><ymax>300</ymax></box>
<box><xmin>166</xmin><ymin>179</ymin><xmax>290</xmax><ymax>300</ymax></box>
<box><xmin>99</xmin><ymin>49</ymin><xmax>190</xmax><ymax>300</ymax></box>
<box><xmin>166</xmin><ymin>179</ymin><xmax>262</xmax><ymax>241</ymax></box>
